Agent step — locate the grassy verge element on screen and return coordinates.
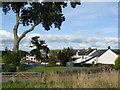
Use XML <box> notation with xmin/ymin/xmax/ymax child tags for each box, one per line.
<box><xmin>2</xmin><ymin>72</ymin><xmax>118</xmax><ymax>88</ymax></box>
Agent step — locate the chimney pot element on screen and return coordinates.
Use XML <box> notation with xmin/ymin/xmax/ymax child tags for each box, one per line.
<box><xmin>108</xmin><ymin>46</ymin><xmax>110</xmax><ymax>49</ymax></box>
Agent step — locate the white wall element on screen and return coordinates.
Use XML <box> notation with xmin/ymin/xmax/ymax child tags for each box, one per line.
<box><xmin>98</xmin><ymin>49</ymin><xmax>118</xmax><ymax>65</ymax></box>
<box><xmin>85</xmin><ymin>57</ymin><xmax>98</xmax><ymax>64</ymax></box>
<box><xmin>73</xmin><ymin>55</ymin><xmax>88</xmax><ymax>63</ymax></box>
<box><xmin>26</xmin><ymin>55</ymin><xmax>37</xmax><ymax>62</ymax></box>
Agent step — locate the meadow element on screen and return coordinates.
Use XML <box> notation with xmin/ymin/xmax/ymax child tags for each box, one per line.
<box><xmin>2</xmin><ymin>71</ymin><xmax>119</xmax><ymax>88</ymax></box>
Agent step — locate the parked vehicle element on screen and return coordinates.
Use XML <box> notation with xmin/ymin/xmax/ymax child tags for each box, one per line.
<box><xmin>41</xmin><ymin>62</ymin><xmax>49</xmax><ymax>65</ymax></box>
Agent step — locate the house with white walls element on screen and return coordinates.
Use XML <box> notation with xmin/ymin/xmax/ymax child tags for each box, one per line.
<box><xmin>86</xmin><ymin>48</ymin><xmax>118</xmax><ymax>65</ymax></box>
<box><xmin>72</xmin><ymin>49</ymin><xmax>97</xmax><ymax>63</ymax></box>
<box><xmin>67</xmin><ymin>46</ymin><xmax>118</xmax><ymax>66</ymax></box>
<box><xmin>26</xmin><ymin>54</ymin><xmax>38</xmax><ymax>62</ymax></box>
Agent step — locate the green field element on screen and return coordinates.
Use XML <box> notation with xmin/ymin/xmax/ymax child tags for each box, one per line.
<box><xmin>21</xmin><ymin>65</ymin><xmax>82</xmax><ymax>73</ymax></box>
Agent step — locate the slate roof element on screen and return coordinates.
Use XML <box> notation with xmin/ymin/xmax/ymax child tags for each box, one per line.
<box><xmin>90</xmin><ymin>50</ymin><xmax>107</xmax><ymax>57</ymax></box>
<box><xmin>111</xmin><ymin>50</ymin><xmax>120</xmax><ymax>55</ymax></box>
<box><xmin>77</xmin><ymin>49</ymin><xmax>96</xmax><ymax>55</ymax></box>
<box><xmin>73</xmin><ymin>48</ymin><xmax>119</xmax><ymax>56</ymax></box>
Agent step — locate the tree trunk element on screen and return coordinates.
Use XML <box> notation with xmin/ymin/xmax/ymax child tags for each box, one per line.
<box><xmin>12</xmin><ymin>13</ymin><xmax>20</xmax><ymax>53</ymax></box>
<box><xmin>12</xmin><ymin>13</ymin><xmax>40</xmax><ymax>52</ymax></box>
<box><xmin>13</xmin><ymin>38</ymin><xmax>19</xmax><ymax>53</ymax></box>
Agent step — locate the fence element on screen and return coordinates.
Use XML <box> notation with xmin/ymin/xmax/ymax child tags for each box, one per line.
<box><xmin>2</xmin><ymin>66</ymin><xmax>114</xmax><ymax>82</ymax></box>
<box><xmin>2</xmin><ymin>72</ymin><xmax>43</xmax><ymax>82</ymax></box>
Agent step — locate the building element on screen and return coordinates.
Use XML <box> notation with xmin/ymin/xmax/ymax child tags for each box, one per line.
<box><xmin>68</xmin><ymin>47</ymin><xmax>118</xmax><ymax>66</ymax></box>
<box><xmin>26</xmin><ymin>54</ymin><xmax>38</xmax><ymax>62</ymax></box>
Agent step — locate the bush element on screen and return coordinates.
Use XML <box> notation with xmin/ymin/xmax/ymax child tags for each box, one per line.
<box><xmin>19</xmin><ymin>64</ymin><xmax>26</xmax><ymax>71</ymax></box>
<box><xmin>114</xmin><ymin>56</ymin><xmax>120</xmax><ymax>70</ymax></box>
<box><xmin>2</xmin><ymin>52</ymin><xmax>21</xmax><ymax>72</ymax></box>
<box><xmin>2</xmin><ymin>64</ymin><xmax>16</xmax><ymax>72</ymax></box>
<box><xmin>2</xmin><ymin>53</ymin><xmax>12</xmax><ymax>64</ymax></box>
<box><xmin>2</xmin><ymin>52</ymin><xmax>21</xmax><ymax>65</ymax></box>
<box><xmin>108</xmin><ymin>64</ymin><xmax>114</xmax><ymax>68</ymax></box>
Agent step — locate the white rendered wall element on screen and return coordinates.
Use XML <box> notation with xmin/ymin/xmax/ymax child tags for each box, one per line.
<box><xmin>73</xmin><ymin>55</ymin><xmax>88</xmax><ymax>63</ymax></box>
<box><xmin>97</xmin><ymin>49</ymin><xmax>118</xmax><ymax>65</ymax></box>
<box><xmin>85</xmin><ymin>57</ymin><xmax>98</xmax><ymax>64</ymax></box>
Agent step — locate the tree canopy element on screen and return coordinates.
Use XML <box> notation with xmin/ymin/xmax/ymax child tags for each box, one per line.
<box><xmin>30</xmin><ymin>36</ymin><xmax>49</xmax><ymax>61</ymax></box>
<box><xmin>57</xmin><ymin>47</ymin><xmax>74</xmax><ymax>66</ymax></box>
<box><xmin>2</xmin><ymin>2</ymin><xmax>80</xmax><ymax>30</ymax></box>
<box><xmin>2</xmin><ymin>2</ymin><xmax>81</xmax><ymax>52</ymax></box>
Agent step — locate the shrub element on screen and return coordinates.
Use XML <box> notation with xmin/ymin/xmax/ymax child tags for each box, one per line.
<box><xmin>114</xmin><ymin>56</ymin><xmax>120</xmax><ymax>70</ymax></box>
<box><xmin>2</xmin><ymin>64</ymin><xmax>16</xmax><ymax>72</ymax></box>
<box><xmin>19</xmin><ymin>64</ymin><xmax>26</xmax><ymax>71</ymax></box>
<box><xmin>2</xmin><ymin>52</ymin><xmax>21</xmax><ymax>72</ymax></box>
<box><xmin>2</xmin><ymin>53</ymin><xmax>12</xmax><ymax>64</ymax></box>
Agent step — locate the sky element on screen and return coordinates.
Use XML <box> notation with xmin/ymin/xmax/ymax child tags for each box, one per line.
<box><xmin>0</xmin><ymin>1</ymin><xmax>118</xmax><ymax>51</ymax></box>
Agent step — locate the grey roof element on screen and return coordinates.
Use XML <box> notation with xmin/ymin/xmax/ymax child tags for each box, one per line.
<box><xmin>76</xmin><ymin>49</ymin><xmax>96</xmax><ymax>55</ymax></box>
<box><xmin>111</xmin><ymin>50</ymin><xmax>119</xmax><ymax>55</ymax></box>
<box><xmin>90</xmin><ymin>50</ymin><xmax>107</xmax><ymax>57</ymax></box>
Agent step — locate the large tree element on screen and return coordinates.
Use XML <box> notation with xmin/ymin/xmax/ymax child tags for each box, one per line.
<box><xmin>2</xmin><ymin>2</ymin><xmax>81</xmax><ymax>52</ymax></box>
<box><xmin>57</xmin><ymin>47</ymin><xmax>74</xmax><ymax>66</ymax></box>
<box><xmin>30</xmin><ymin>36</ymin><xmax>49</xmax><ymax>61</ymax></box>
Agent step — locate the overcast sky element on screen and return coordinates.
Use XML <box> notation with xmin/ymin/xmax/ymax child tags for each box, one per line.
<box><xmin>0</xmin><ymin>2</ymin><xmax>118</xmax><ymax>51</ymax></box>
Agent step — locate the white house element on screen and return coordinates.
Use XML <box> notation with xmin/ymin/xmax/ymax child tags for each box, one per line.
<box><xmin>89</xmin><ymin>49</ymin><xmax>118</xmax><ymax>65</ymax></box>
<box><xmin>71</xmin><ymin>49</ymin><xmax>97</xmax><ymax>64</ymax></box>
<box><xmin>69</xmin><ymin>47</ymin><xmax>118</xmax><ymax>66</ymax></box>
<box><xmin>26</xmin><ymin>54</ymin><xmax>38</xmax><ymax>62</ymax></box>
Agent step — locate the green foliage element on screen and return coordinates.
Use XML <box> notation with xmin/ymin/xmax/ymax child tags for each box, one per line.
<box><xmin>57</xmin><ymin>47</ymin><xmax>74</xmax><ymax>66</ymax></box>
<box><xmin>2</xmin><ymin>52</ymin><xmax>21</xmax><ymax>66</ymax></box>
<box><xmin>114</xmin><ymin>56</ymin><xmax>120</xmax><ymax>70</ymax></box>
<box><xmin>2</xmin><ymin>2</ymin><xmax>80</xmax><ymax>30</ymax></box>
<box><xmin>108</xmin><ymin>64</ymin><xmax>114</xmax><ymax>68</ymax></box>
<box><xmin>2</xmin><ymin>64</ymin><xmax>16</xmax><ymax>72</ymax></box>
<box><xmin>2</xmin><ymin>47</ymin><xmax>11</xmax><ymax>58</ymax></box>
<box><xmin>18</xmin><ymin>50</ymin><xmax>28</xmax><ymax>59</ymax></box>
<box><xmin>48</xmin><ymin>50</ymin><xmax>60</xmax><ymax>65</ymax></box>
<box><xmin>2</xmin><ymin>52</ymin><xmax>21</xmax><ymax>72</ymax></box>
<box><xmin>30</xmin><ymin>36</ymin><xmax>49</xmax><ymax>61</ymax></box>
<box><xmin>19</xmin><ymin>64</ymin><xmax>26</xmax><ymax>71</ymax></box>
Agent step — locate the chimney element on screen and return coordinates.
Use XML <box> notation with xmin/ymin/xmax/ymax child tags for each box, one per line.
<box><xmin>76</xmin><ymin>50</ymin><xmax>80</xmax><ymax>56</ymax></box>
<box><xmin>108</xmin><ymin>46</ymin><xmax>111</xmax><ymax>49</ymax></box>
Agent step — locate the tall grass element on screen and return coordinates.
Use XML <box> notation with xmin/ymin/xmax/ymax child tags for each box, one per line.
<box><xmin>2</xmin><ymin>72</ymin><xmax>118</xmax><ymax>88</ymax></box>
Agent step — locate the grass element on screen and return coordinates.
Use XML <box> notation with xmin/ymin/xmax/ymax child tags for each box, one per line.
<box><xmin>2</xmin><ymin>71</ymin><xmax>119</xmax><ymax>88</ymax></box>
<box><xmin>20</xmin><ymin>65</ymin><xmax>83</xmax><ymax>73</ymax></box>
<box><xmin>3</xmin><ymin>81</ymin><xmax>73</xmax><ymax>88</ymax></box>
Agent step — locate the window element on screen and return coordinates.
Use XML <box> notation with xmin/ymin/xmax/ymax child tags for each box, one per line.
<box><xmin>82</xmin><ymin>56</ymin><xmax>84</xmax><ymax>59</ymax></box>
<box><xmin>31</xmin><ymin>58</ymin><xmax>33</xmax><ymax>60</ymax></box>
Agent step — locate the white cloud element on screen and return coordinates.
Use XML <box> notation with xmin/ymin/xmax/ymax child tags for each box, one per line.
<box><xmin>0</xmin><ymin>30</ymin><xmax>118</xmax><ymax>50</ymax></box>
<box><xmin>79</xmin><ymin>44</ymin><xmax>88</xmax><ymax>48</ymax></box>
<box><xmin>82</xmin><ymin>0</ymin><xmax>119</xmax><ymax>2</ymax></box>
<box><xmin>0</xmin><ymin>30</ymin><xmax>14</xmax><ymax>41</ymax></box>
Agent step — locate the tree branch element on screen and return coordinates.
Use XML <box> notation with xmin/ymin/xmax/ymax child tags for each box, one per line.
<box><xmin>19</xmin><ymin>15</ymin><xmax>29</xmax><ymax>18</ymax></box>
<box><xmin>18</xmin><ymin>22</ymin><xmax>40</xmax><ymax>41</ymax></box>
